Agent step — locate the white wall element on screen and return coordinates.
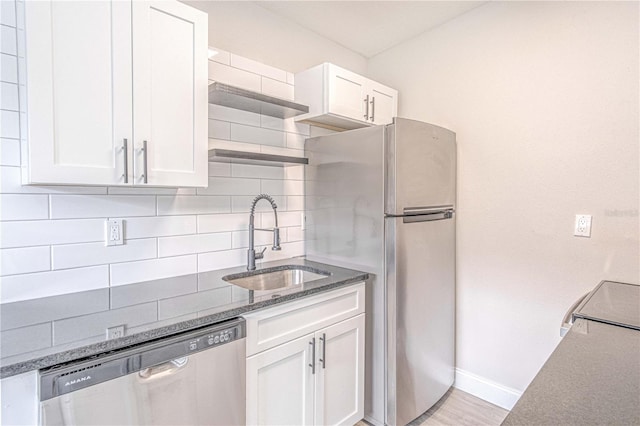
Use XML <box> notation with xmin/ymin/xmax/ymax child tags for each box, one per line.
<box><xmin>181</xmin><ymin>1</ymin><xmax>367</xmax><ymax>75</ymax></box>
<box><xmin>368</xmin><ymin>0</ymin><xmax>639</xmax><ymax>407</ymax></box>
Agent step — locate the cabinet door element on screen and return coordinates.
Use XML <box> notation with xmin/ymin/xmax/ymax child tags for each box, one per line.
<box><xmin>315</xmin><ymin>314</ymin><xmax>365</xmax><ymax>426</ymax></box>
<box><xmin>247</xmin><ymin>334</ymin><xmax>316</xmax><ymax>426</ymax></box>
<box><xmin>132</xmin><ymin>1</ymin><xmax>208</xmax><ymax>187</ymax></box>
<box><xmin>24</xmin><ymin>1</ymin><xmax>132</xmax><ymax>185</ymax></box>
<box><xmin>327</xmin><ymin>65</ymin><xmax>369</xmax><ymax>123</ymax></box>
<box><xmin>369</xmin><ymin>82</ymin><xmax>398</xmax><ymax>126</ymax></box>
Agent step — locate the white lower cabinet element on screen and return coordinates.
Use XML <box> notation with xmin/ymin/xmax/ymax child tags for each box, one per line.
<box><xmin>245</xmin><ymin>283</ymin><xmax>366</xmax><ymax>426</ymax></box>
<box><xmin>314</xmin><ymin>314</ymin><xmax>365</xmax><ymax>426</ymax></box>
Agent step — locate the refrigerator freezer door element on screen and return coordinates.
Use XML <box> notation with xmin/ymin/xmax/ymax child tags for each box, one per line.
<box><xmin>385</xmin><ymin>118</ymin><xmax>456</xmax><ymax>216</ymax></box>
<box><xmin>385</xmin><ymin>214</ymin><xmax>455</xmax><ymax>426</ymax></box>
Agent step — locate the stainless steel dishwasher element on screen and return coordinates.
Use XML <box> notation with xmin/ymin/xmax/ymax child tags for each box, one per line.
<box><xmin>40</xmin><ymin>318</ymin><xmax>246</xmax><ymax>426</ymax></box>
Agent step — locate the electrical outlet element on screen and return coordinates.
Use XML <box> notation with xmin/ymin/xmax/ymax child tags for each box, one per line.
<box><xmin>106</xmin><ymin>325</ymin><xmax>126</xmax><ymax>339</ymax></box>
<box><xmin>574</xmin><ymin>214</ymin><xmax>592</xmax><ymax>237</ymax></box>
<box><xmin>105</xmin><ymin>219</ymin><xmax>124</xmax><ymax>246</ymax></box>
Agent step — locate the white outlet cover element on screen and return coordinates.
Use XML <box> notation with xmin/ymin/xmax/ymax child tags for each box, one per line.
<box><xmin>105</xmin><ymin>219</ymin><xmax>124</xmax><ymax>246</ymax></box>
<box><xmin>574</xmin><ymin>214</ymin><xmax>592</xmax><ymax>237</ymax></box>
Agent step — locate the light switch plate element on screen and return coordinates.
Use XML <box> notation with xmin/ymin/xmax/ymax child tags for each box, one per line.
<box><xmin>105</xmin><ymin>219</ymin><xmax>124</xmax><ymax>246</ymax></box>
<box><xmin>574</xmin><ymin>214</ymin><xmax>592</xmax><ymax>237</ymax></box>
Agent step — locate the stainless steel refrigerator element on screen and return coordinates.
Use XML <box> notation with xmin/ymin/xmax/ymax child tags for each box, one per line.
<box><xmin>305</xmin><ymin>118</ymin><xmax>455</xmax><ymax>426</ymax></box>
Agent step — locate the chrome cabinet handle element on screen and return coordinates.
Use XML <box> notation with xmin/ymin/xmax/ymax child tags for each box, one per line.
<box><xmin>142</xmin><ymin>140</ymin><xmax>148</xmax><ymax>184</ymax></box>
<box><xmin>309</xmin><ymin>338</ymin><xmax>316</xmax><ymax>374</ymax></box>
<box><xmin>122</xmin><ymin>139</ymin><xmax>129</xmax><ymax>183</ymax></box>
<box><xmin>370</xmin><ymin>96</ymin><xmax>375</xmax><ymax>122</ymax></box>
<box><xmin>364</xmin><ymin>95</ymin><xmax>370</xmax><ymax>120</ymax></box>
<box><xmin>319</xmin><ymin>333</ymin><xmax>326</xmax><ymax>369</ymax></box>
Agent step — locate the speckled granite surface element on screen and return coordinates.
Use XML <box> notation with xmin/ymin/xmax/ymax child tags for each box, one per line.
<box><xmin>502</xmin><ymin>318</ymin><xmax>640</xmax><ymax>426</ymax></box>
<box><xmin>0</xmin><ymin>258</ymin><xmax>368</xmax><ymax>378</ymax></box>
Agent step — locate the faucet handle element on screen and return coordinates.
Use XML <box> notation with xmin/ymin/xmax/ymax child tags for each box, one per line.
<box><xmin>255</xmin><ymin>247</ymin><xmax>267</xmax><ymax>260</ymax></box>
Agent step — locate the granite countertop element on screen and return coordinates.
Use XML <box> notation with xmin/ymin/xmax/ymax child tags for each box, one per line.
<box><xmin>0</xmin><ymin>257</ymin><xmax>368</xmax><ymax>378</ymax></box>
<box><xmin>503</xmin><ymin>319</ymin><xmax>640</xmax><ymax>425</ymax></box>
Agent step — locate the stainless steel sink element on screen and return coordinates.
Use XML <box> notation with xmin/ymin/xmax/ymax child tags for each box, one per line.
<box><xmin>222</xmin><ymin>267</ymin><xmax>330</xmax><ymax>291</ymax></box>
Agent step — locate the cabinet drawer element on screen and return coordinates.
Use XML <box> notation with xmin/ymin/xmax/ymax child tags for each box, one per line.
<box><xmin>244</xmin><ymin>283</ymin><xmax>365</xmax><ymax>356</ymax></box>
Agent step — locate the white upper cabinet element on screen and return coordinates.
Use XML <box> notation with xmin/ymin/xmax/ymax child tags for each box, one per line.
<box><xmin>23</xmin><ymin>0</ymin><xmax>208</xmax><ymax>187</ymax></box>
<box><xmin>294</xmin><ymin>63</ymin><xmax>398</xmax><ymax>131</ymax></box>
<box><xmin>132</xmin><ymin>1</ymin><xmax>208</xmax><ymax>187</ymax></box>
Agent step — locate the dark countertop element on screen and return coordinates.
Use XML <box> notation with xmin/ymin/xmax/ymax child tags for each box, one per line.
<box><xmin>503</xmin><ymin>319</ymin><xmax>640</xmax><ymax>425</ymax></box>
<box><xmin>0</xmin><ymin>258</ymin><xmax>368</xmax><ymax>378</ymax></box>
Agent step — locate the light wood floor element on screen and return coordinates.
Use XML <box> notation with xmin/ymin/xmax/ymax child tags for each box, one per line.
<box><xmin>356</xmin><ymin>388</ymin><xmax>509</xmax><ymax>426</ymax></box>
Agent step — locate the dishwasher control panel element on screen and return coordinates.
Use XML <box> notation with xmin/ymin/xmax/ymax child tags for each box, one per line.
<box><xmin>39</xmin><ymin>318</ymin><xmax>246</xmax><ymax>401</ymax></box>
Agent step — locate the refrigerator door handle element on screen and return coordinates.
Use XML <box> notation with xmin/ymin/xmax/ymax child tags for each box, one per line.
<box><xmin>402</xmin><ymin>206</ymin><xmax>454</xmax><ymax>216</ymax></box>
<box><xmin>402</xmin><ymin>211</ymin><xmax>453</xmax><ymax>223</ymax></box>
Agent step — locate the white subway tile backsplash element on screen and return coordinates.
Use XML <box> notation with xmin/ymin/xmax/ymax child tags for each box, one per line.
<box><xmin>0</xmin><ymin>53</ymin><xmax>17</xmax><ymax>83</ymax></box>
<box><xmin>157</xmin><ymin>195</ymin><xmax>230</xmax><ymax>216</ymax></box>
<box><xmin>261</xmin><ymin>77</ymin><xmax>294</xmax><ymax>101</ymax></box>
<box><xmin>110</xmin><ymin>255</ymin><xmax>197</xmax><ymax>287</ymax></box>
<box><xmin>260</xmin><ymin>145</ymin><xmax>304</xmax><ymax>158</ymax></box>
<box><xmin>0</xmin><ymin>246</ymin><xmax>50</xmax><ymax>276</ymax></box>
<box><xmin>266</xmin><ymin>241</ymin><xmax>304</xmax><ymax>261</ymax></box>
<box><xmin>0</xmin><ymin>194</ymin><xmax>48</xmax><ymax>220</ymax></box>
<box><xmin>0</xmin><ymin>218</ymin><xmax>104</xmax><ymax>248</ymax></box>
<box><xmin>286</xmin><ymin>196</ymin><xmax>304</xmax><ymax>211</ymax></box>
<box><xmin>0</xmin><ymin>265</ymin><xmax>109</xmax><ymax>304</ymax></box>
<box><xmin>197</xmin><ymin>177</ymin><xmax>260</xmax><ymax>196</ymax></box>
<box><xmin>1</xmin><ymin>81</ymin><xmax>18</xmax><ymax>110</ymax></box>
<box><xmin>52</xmin><ymin>238</ymin><xmax>157</xmax><ymax>270</ymax></box>
<box><xmin>260</xmin><ymin>116</ymin><xmax>310</xmax><ymax>136</ymax></box>
<box><xmin>262</xmin><ymin>211</ymin><xmax>303</xmax><ymax>228</ymax></box>
<box><xmin>158</xmin><ymin>233</ymin><xmax>231</xmax><ymax>258</ymax></box>
<box><xmin>197</xmin><ymin>248</ymin><xmax>245</xmax><ymax>272</ymax></box>
<box><xmin>50</xmin><ymin>195</ymin><xmax>156</xmax><ymax>219</ymax></box>
<box><xmin>122</xmin><ymin>216</ymin><xmax>197</xmax><ymax>239</ymax></box>
<box><xmin>230</xmin><ymin>123</ymin><xmax>286</xmax><ymax>147</ymax></box>
<box><xmin>198</xmin><ymin>212</ymin><xmax>260</xmax><ymax>234</ymax></box>
<box><xmin>231</xmin><ymin>230</ymin><xmax>275</xmax><ymax>249</ymax></box>
<box><xmin>284</xmin><ymin>165</ymin><xmax>304</xmax><ymax>181</ymax></box>
<box><xmin>1</xmin><ymin>166</ymin><xmax>107</xmax><ymax>195</ymax></box>
<box><xmin>208</xmin><ymin>103</ymin><xmax>261</xmax><ymax>127</ymax></box>
<box><xmin>0</xmin><ymin>138</ymin><xmax>20</xmax><ymax>166</ymax></box>
<box><xmin>208</xmin><ymin>119</ymin><xmax>231</xmax><ymax>140</ymax></box>
<box><xmin>208</xmin><ymin>138</ymin><xmax>261</xmax><ymax>153</ymax></box>
<box><xmin>0</xmin><ymin>110</ymin><xmax>19</xmax><ymax>138</ymax></box>
<box><xmin>230</xmin><ymin>54</ymin><xmax>287</xmax><ymax>83</ymax></box>
<box><xmin>286</xmin><ymin>226</ymin><xmax>304</xmax><ymax>242</ymax></box>
<box><xmin>286</xmin><ymin>133</ymin><xmax>306</xmax><ymax>150</ymax></box>
<box><xmin>231</xmin><ymin>195</ymin><xmax>286</xmax><ymax>213</ymax></box>
<box><xmin>0</xmin><ymin>2</ymin><xmax>16</xmax><ymax>27</ymax></box>
<box><xmin>208</xmin><ymin>162</ymin><xmax>231</xmax><ymax>177</ymax></box>
<box><xmin>209</xmin><ymin>61</ymin><xmax>261</xmax><ymax>92</ymax></box>
<box><xmin>261</xmin><ymin>179</ymin><xmax>304</xmax><ymax>196</ymax></box>
<box><xmin>231</xmin><ymin>164</ymin><xmax>284</xmax><ymax>180</ymax></box>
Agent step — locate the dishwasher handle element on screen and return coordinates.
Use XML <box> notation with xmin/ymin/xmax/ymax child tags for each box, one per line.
<box><xmin>138</xmin><ymin>357</ymin><xmax>189</xmax><ymax>380</ymax></box>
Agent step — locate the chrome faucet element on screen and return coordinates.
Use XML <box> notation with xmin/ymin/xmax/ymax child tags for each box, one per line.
<box><xmin>247</xmin><ymin>194</ymin><xmax>281</xmax><ymax>270</ymax></box>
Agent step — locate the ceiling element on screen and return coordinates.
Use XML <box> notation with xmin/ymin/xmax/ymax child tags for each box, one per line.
<box><xmin>254</xmin><ymin>1</ymin><xmax>487</xmax><ymax>58</ymax></box>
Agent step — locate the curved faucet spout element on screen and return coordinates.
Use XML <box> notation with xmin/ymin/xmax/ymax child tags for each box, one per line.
<box><xmin>247</xmin><ymin>194</ymin><xmax>281</xmax><ymax>270</ymax></box>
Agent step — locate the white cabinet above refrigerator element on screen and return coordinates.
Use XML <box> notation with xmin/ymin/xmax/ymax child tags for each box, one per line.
<box><xmin>294</xmin><ymin>63</ymin><xmax>398</xmax><ymax>131</ymax></box>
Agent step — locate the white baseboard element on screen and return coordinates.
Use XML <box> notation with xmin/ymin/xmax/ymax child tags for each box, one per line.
<box><xmin>454</xmin><ymin>368</ymin><xmax>522</xmax><ymax>410</ymax></box>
